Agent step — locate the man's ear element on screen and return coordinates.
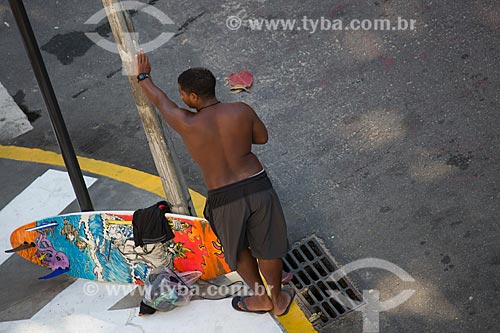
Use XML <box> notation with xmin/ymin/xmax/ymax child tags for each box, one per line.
<box><xmin>189</xmin><ymin>92</ymin><xmax>199</xmax><ymax>101</ymax></box>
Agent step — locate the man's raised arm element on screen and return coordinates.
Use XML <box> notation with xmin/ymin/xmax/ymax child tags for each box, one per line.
<box><xmin>135</xmin><ymin>50</ymin><xmax>192</xmax><ymax>133</ymax></box>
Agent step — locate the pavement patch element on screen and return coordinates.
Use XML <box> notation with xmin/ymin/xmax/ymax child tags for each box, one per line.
<box><xmin>12</xmin><ymin>89</ymin><xmax>41</xmax><ymax>122</ymax></box>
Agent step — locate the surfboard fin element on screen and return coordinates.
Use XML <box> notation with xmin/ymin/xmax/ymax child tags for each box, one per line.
<box><xmin>5</xmin><ymin>241</ymin><xmax>35</xmax><ymax>253</ymax></box>
<box><xmin>38</xmin><ymin>268</ymin><xmax>70</xmax><ymax>280</ymax></box>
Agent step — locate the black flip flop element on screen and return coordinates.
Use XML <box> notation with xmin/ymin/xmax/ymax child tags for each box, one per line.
<box><xmin>276</xmin><ymin>288</ymin><xmax>296</xmax><ymax>316</ymax></box>
<box><xmin>231</xmin><ymin>296</ymin><xmax>271</xmax><ymax>314</ymax></box>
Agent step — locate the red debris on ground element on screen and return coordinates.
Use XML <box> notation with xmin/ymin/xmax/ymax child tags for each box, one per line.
<box><xmin>225</xmin><ymin>70</ymin><xmax>253</xmax><ymax>93</ymax></box>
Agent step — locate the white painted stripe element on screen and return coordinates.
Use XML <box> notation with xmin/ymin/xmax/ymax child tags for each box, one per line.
<box><xmin>33</xmin><ymin>280</ymin><xmax>136</xmax><ymax>319</ymax></box>
<box><xmin>28</xmin><ymin>280</ymin><xmax>282</xmax><ymax>332</ymax></box>
<box><xmin>0</xmin><ymin>169</ymin><xmax>97</xmax><ymax>265</ymax></box>
<box><xmin>1</xmin><ymin>298</ymin><xmax>283</xmax><ymax>333</ymax></box>
<box><xmin>0</xmin><ymin>82</ymin><xmax>33</xmax><ymax>141</ymax></box>
<box><xmin>28</xmin><ymin>276</ymin><xmax>281</xmax><ymax>331</ymax></box>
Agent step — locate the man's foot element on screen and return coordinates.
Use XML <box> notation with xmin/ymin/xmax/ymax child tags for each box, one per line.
<box><xmin>273</xmin><ymin>288</ymin><xmax>296</xmax><ymax>316</ymax></box>
<box><xmin>232</xmin><ymin>295</ymin><xmax>273</xmax><ymax>314</ymax></box>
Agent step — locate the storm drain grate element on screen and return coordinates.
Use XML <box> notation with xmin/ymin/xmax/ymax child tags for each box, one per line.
<box><xmin>282</xmin><ymin>235</ymin><xmax>365</xmax><ymax>329</ymax></box>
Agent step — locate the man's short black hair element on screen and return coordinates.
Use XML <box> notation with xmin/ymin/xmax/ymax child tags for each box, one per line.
<box><xmin>178</xmin><ymin>67</ymin><xmax>216</xmax><ymax>98</ymax></box>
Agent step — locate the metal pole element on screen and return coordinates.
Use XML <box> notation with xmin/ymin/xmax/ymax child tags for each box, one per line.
<box><xmin>9</xmin><ymin>0</ymin><xmax>94</xmax><ymax>211</ymax></box>
<box><xmin>101</xmin><ymin>0</ymin><xmax>195</xmax><ymax>215</ymax></box>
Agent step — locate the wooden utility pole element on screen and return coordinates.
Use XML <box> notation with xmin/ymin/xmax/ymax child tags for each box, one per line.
<box><xmin>101</xmin><ymin>0</ymin><xmax>194</xmax><ymax>215</ymax></box>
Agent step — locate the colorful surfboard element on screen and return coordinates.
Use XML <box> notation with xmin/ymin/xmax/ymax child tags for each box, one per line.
<box><xmin>9</xmin><ymin>211</ymin><xmax>230</xmax><ymax>284</ymax></box>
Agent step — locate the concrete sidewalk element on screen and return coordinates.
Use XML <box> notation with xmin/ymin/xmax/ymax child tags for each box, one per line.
<box><xmin>0</xmin><ymin>148</ymin><xmax>312</xmax><ymax>333</ymax></box>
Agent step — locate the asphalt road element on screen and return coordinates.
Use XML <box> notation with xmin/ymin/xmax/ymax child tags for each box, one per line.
<box><xmin>1</xmin><ymin>0</ymin><xmax>499</xmax><ymax>332</ymax></box>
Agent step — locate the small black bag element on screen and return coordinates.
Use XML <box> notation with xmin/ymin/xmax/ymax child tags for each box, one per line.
<box><xmin>132</xmin><ymin>201</ymin><xmax>174</xmax><ymax>247</ymax></box>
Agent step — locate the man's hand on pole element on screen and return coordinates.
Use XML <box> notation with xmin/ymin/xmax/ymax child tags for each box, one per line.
<box><xmin>133</xmin><ymin>49</ymin><xmax>189</xmax><ymax>133</ymax></box>
<box><xmin>135</xmin><ymin>49</ymin><xmax>151</xmax><ymax>76</ymax></box>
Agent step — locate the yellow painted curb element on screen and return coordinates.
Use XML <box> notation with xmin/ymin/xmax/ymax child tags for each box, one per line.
<box><xmin>278</xmin><ymin>302</ymin><xmax>316</xmax><ymax>333</ymax></box>
<box><xmin>0</xmin><ymin>145</ymin><xmax>206</xmax><ymax>217</ymax></box>
<box><xmin>0</xmin><ymin>144</ymin><xmax>316</xmax><ymax>333</ymax></box>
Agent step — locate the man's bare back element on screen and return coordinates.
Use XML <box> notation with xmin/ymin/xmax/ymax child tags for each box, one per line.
<box><xmin>179</xmin><ymin>102</ymin><xmax>267</xmax><ymax>189</ymax></box>
<box><xmin>135</xmin><ymin>51</ymin><xmax>268</xmax><ymax>190</ymax></box>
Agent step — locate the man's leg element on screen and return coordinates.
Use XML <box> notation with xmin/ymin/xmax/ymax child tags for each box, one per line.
<box><xmin>258</xmin><ymin>258</ymin><xmax>293</xmax><ymax>316</ymax></box>
<box><xmin>235</xmin><ymin>247</ymin><xmax>273</xmax><ymax>311</ymax></box>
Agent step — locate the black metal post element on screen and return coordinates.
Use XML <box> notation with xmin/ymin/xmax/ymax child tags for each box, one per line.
<box><xmin>9</xmin><ymin>0</ymin><xmax>94</xmax><ymax>211</ymax></box>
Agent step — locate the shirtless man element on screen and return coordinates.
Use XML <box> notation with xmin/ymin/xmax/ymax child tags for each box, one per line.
<box><xmin>136</xmin><ymin>50</ymin><xmax>294</xmax><ymax>315</ymax></box>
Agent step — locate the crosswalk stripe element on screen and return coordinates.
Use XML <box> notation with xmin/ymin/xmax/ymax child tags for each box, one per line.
<box><xmin>0</xmin><ymin>82</ymin><xmax>33</xmax><ymax>140</ymax></box>
<box><xmin>0</xmin><ymin>169</ymin><xmax>97</xmax><ymax>265</ymax></box>
<box><xmin>33</xmin><ymin>280</ymin><xmax>135</xmax><ymax>319</ymax></box>
<box><xmin>2</xmin><ymin>298</ymin><xmax>283</xmax><ymax>333</ymax></box>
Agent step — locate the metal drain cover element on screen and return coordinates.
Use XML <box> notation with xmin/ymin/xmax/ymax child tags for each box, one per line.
<box><xmin>283</xmin><ymin>235</ymin><xmax>365</xmax><ymax>329</ymax></box>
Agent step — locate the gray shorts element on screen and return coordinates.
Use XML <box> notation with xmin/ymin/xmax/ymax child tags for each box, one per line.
<box><xmin>204</xmin><ymin>171</ymin><xmax>289</xmax><ymax>271</ymax></box>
